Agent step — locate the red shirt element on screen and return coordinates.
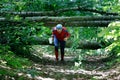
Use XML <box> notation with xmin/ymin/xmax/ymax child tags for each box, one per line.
<box><xmin>52</xmin><ymin>27</ymin><xmax>70</xmax><ymax>41</ymax></box>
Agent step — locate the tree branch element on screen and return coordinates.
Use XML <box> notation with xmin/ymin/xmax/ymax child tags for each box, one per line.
<box><xmin>77</xmin><ymin>6</ymin><xmax>119</xmax><ymax>15</ymax></box>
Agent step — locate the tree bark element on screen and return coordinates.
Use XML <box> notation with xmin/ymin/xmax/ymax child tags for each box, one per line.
<box><xmin>29</xmin><ymin>37</ymin><xmax>101</xmax><ymax>49</ymax></box>
<box><xmin>25</xmin><ymin>16</ymin><xmax>120</xmax><ymax>21</ymax></box>
<box><xmin>0</xmin><ymin>7</ymin><xmax>118</xmax><ymax>17</ymax></box>
<box><xmin>42</xmin><ymin>20</ymin><xmax>111</xmax><ymax>27</ymax></box>
<box><xmin>1</xmin><ymin>16</ymin><xmax>120</xmax><ymax>27</ymax></box>
<box><xmin>1</xmin><ymin>16</ymin><xmax>120</xmax><ymax>21</ymax></box>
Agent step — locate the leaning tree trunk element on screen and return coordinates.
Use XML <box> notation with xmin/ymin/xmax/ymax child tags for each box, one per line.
<box><xmin>0</xmin><ymin>16</ymin><xmax>120</xmax><ymax>27</ymax></box>
<box><xmin>0</xmin><ymin>7</ymin><xmax>118</xmax><ymax>17</ymax></box>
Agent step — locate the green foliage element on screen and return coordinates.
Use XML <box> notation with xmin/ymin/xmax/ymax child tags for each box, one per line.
<box><xmin>2</xmin><ymin>54</ymin><xmax>29</xmax><ymax>68</ymax></box>
<box><xmin>14</xmin><ymin>1</ymin><xmax>26</xmax><ymax>11</ymax></box>
<box><xmin>0</xmin><ymin>45</ymin><xmax>11</xmax><ymax>54</ymax></box>
<box><xmin>66</xmin><ymin>27</ymin><xmax>101</xmax><ymax>68</ymax></box>
<box><xmin>0</xmin><ymin>45</ymin><xmax>31</xmax><ymax>68</ymax></box>
<box><xmin>0</xmin><ymin>21</ymin><xmax>45</xmax><ymax>55</ymax></box>
<box><xmin>1</xmin><ymin>0</ymin><xmax>119</xmax><ymax>16</ymax></box>
<box><xmin>37</xmin><ymin>26</ymin><xmax>51</xmax><ymax>38</ymax></box>
<box><xmin>12</xmin><ymin>15</ymin><xmax>22</xmax><ymax>21</ymax></box>
<box><xmin>69</xmin><ymin>27</ymin><xmax>100</xmax><ymax>54</ymax></box>
<box><xmin>98</xmin><ymin>21</ymin><xmax>120</xmax><ymax>56</ymax></box>
<box><xmin>0</xmin><ymin>1</ymin><xmax>15</xmax><ymax>11</ymax></box>
<box><xmin>0</xmin><ymin>69</ymin><xmax>16</xmax><ymax>77</ymax></box>
<box><xmin>74</xmin><ymin>55</ymin><xmax>83</xmax><ymax>69</ymax></box>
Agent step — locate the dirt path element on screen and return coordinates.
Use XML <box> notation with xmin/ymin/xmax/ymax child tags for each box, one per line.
<box><xmin>25</xmin><ymin>45</ymin><xmax>120</xmax><ymax>80</ymax></box>
<box><xmin>22</xmin><ymin>53</ymin><xmax>119</xmax><ymax>80</ymax></box>
<box><xmin>0</xmin><ymin>52</ymin><xmax>119</xmax><ymax>80</ymax></box>
<box><xmin>0</xmin><ymin>45</ymin><xmax>119</xmax><ymax>80</ymax></box>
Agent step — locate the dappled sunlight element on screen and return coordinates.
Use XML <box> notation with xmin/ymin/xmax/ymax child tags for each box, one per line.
<box><xmin>30</xmin><ymin>61</ymin><xmax>120</xmax><ymax>80</ymax></box>
<box><xmin>35</xmin><ymin>76</ymin><xmax>55</xmax><ymax>80</ymax></box>
<box><xmin>0</xmin><ymin>65</ymin><xmax>11</xmax><ymax>70</ymax></box>
<box><xmin>43</xmin><ymin>54</ymin><xmax>74</xmax><ymax>61</ymax></box>
<box><xmin>108</xmin><ymin>21</ymin><xmax>120</xmax><ymax>27</ymax></box>
<box><xmin>32</xmin><ymin>45</ymin><xmax>110</xmax><ymax>60</ymax></box>
<box><xmin>1</xmin><ymin>0</ymin><xmax>120</xmax><ymax>79</ymax></box>
<box><xmin>0</xmin><ymin>39</ymin><xmax>119</xmax><ymax>80</ymax></box>
<box><xmin>25</xmin><ymin>45</ymin><xmax>120</xmax><ymax>80</ymax></box>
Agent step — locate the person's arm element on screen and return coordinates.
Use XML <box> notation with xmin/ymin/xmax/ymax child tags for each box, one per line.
<box><xmin>64</xmin><ymin>29</ymin><xmax>70</xmax><ymax>41</ymax></box>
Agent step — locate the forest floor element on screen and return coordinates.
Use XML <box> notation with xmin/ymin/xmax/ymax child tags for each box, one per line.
<box><xmin>30</xmin><ymin>54</ymin><xmax>120</xmax><ymax>80</ymax></box>
<box><xmin>0</xmin><ymin>45</ymin><xmax>120</xmax><ymax>80</ymax></box>
<box><xmin>27</xmin><ymin>45</ymin><xmax>120</xmax><ymax>80</ymax></box>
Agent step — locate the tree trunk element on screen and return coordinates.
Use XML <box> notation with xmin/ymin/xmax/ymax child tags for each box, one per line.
<box><xmin>42</xmin><ymin>20</ymin><xmax>112</xmax><ymax>27</ymax></box>
<box><xmin>25</xmin><ymin>16</ymin><xmax>120</xmax><ymax>21</ymax></box>
<box><xmin>29</xmin><ymin>37</ymin><xmax>101</xmax><ymax>49</ymax></box>
<box><xmin>0</xmin><ymin>7</ymin><xmax>118</xmax><ymax>17</ymax></box>
<box><xmin>1</xmin><ymin>16</ymin><xmax>120</xmax><ymax>27</ymax></box>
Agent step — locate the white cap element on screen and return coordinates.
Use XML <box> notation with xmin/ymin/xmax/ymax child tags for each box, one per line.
<box><xmin>56</xmin><ymin>24</ymin><xmax>62</xmax><ymax>30</ymax></box>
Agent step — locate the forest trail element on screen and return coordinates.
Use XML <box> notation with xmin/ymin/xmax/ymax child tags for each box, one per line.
<box><xmin>26</xmin><ymin>54</ymin><xmax>120</xmax><ymax>80</ymax></box>
<box><xmin>1</xmin><ymin>45</ymin><xmax>119</xmax><ymax>80</ymax></box>
<box><xmin>27</xmin><ymin>45</ymin><xmax>120</xmax><ymax>80</ymax></box>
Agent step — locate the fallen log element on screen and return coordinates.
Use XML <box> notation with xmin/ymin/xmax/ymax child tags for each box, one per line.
<box><xmin>2</xmin><ymin>16</ymin><xmax>120</xmax><ymax>21</ymax></box>
<box><xmin>0</xmin><ymin>7</ymin><xmax>118</xmax><ymax>17</ymax></box>
<box><xmin>29</xmin><ymin>37</ymin><xmax>101</xmax><ymax>49</ymax></box>
<box><xmin>1</xmin><ymin>16</ymin><xmax>120</xmax><ymax>27</ymax></box>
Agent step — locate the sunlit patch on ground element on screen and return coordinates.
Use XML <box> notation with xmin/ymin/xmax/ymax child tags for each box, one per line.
<box><xmin>27</xmin><ymin>45</ymin><xmax>120</xmax><ymax>80</ymax></box>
